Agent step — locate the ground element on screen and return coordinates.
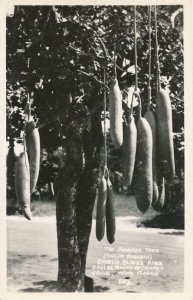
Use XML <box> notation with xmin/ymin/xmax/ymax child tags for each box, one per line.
<box><xmin>7</xmin><ymin>194</ymin><xmax>184</xmax><ymax>293</ymax></box>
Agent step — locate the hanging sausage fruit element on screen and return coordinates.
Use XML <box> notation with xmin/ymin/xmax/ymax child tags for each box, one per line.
<box><xmin>14</xmin><ymin>146</ymin><xmax>31</xmax><ymax>220</ymax></box>
<box><xmin>96</xmin><ymin>173</ymin><xmax>107</xmax><ymax>241</ymax></box>
<box><xmin>135</xmin><ymin>93</ymin><xmax>153</xmax><ymax>213</ymax></box>
<box><xmin>106</xmin><ymin>170</ymin><xmax>116</xmax><ymax>244</ymax></box>
<box><xmin>153</xmin><ymin>177</ymin><xmax>165</xmax><ymax>211</ymax></box>
<box><xmin>96</xmin><ymin>58</ymin><xmax>108</xmax><ymax>242</ymax></box>
<box><xmin>96</xmin><ymin>52</ymin><xmax>116</xmax><ymax>243</ymax></box>
<box><xmin>109</xmin><ymin>44</ymin><xmax>123</xmax><ymax>149</ymax></box>
<box><xmin>144</xmin><ymin>6</ymin><xmax>159</xmax><ymax>207</ymax></box>
<box><xmin>14</xmin><ymin>57</ymin><xmax>41</xmax><ymax>220</ymax></box>
<box><xmin>25</xmin><ymin>100</ymin><xmax>41</xmax><ymax>195</ymax></box>
<box><xmin>14</xmin><ymin>98</ymin><xmax>33</xmax><ymax>220</ymax></box>
<box><xmin>25</xmin><ymin>59</ymin><xmax>40</xmax><ymax>196</ymax></box>
<box><xmin>133</xmin><ymin>6</ymin><xmax>153</xmax><ymax>213</ymax></box>
<box><xmin>154</xmin><ymin>6</ymin><xmax>175</xmax><ymax>181</ymax></box>
<box><xmin>122</xmin><ymin>92</ymin><xmax>137</xmax><ymax>187</ymax></box>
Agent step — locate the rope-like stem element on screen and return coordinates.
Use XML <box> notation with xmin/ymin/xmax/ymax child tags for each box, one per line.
<box><xmin>136</xmin><ymin>92</ymin><xmax>142</xmax><ymax>120</ymax></box>
<box><xmin>113</xmin><ymin>43</ymin><xmax>117</xmax><ymax>78</ymax></box>
<box><xmin>134</xmin><ymin>6</ymin><xmax>141</xmax><ymax>120</ymax></box>
<box><xmin>103</xmin><ymin>64</ymin><xmax>107</xmax><ymax>169</ymax></box>
<box><xmin>130</xmin><ymin>91</ymin><xmax>135</xmax><ymax>116</ymax></box>
<box><xmin>26</xmin><ymin>58</ymin><xmax>31</xmax><ymax>121</ymax></box>
<box><xmin>147</xmin><ymin>6</ymin><xmax>152</xmax><ymax>109</ymax></box>
<box><xmin>134</xmin><ymin>6</ymin><xmax>138</xmax><ymax>92</ymax></box>
<box><xmin>154</xmin><ymin>6</ymin><xmax>161</xmax><ymax>91</ymax></box>
<box><xmin>23</xmin><ymin>57</ymin><xmax>32</xmax><ymax>153</ymax></box>
<box><xmin>26</xmin><ymin>93</ymin><xmax>31</xmax><ymax>120</ymax></box>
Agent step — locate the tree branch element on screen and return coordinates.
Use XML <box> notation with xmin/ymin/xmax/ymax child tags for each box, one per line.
<box><xmin>78</xmin><ymin>70</ymin><xmax>109</xmax><ymax>90</ymax></box>
<box><xmin>171</xmin><ymin>8</ymin><xmax>183</xmax><ymax>29</ymax></box>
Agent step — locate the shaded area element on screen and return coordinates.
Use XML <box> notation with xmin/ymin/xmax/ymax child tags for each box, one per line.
<box><xmin>160</xmin><ymin>231</ymin><xmax>184</xmax><ymax>235</ymax></box>
<box><xmin>139</xmin><ymin>213</ymin><xmax>184</xmax><ymax>230</ymax></box>
<box><xmin>19</xmin><ymin>277</ymin><xmax>110</xmax><ymax>293</ymax></box>
<box><xmin>94</xmin><ymin>285</ymin><xmax>110</xmax><ymax>292</ymax></box>
<box><xmin>19</xmin><ymin>280</ymin><xmax>58</xmax><ymax>292</ymax></box>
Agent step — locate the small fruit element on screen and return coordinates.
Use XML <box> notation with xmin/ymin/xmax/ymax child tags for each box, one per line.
<box><xmin>14</xmin><ymin>151</ymin><xmax>31</xmax><ymax>220</ymax></box>
<box><xmin>106</xmin><ymin>176</ymin><xmax>116</xmax><ymax>244</ymax></box>
<box><xmin>96</xmin><ymin>176</ymin><xmax>107</xmax><ymax>241</ymax></box>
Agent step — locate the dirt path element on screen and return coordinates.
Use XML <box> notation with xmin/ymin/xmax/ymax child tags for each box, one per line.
<box><xmin>7</xmin><ymin>215</ymin><xmax>184</xmax><ymax>293</ymax></box>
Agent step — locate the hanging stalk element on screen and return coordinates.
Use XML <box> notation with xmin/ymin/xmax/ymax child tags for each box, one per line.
<box><xmin>122</xmin><ymin>91</ymin><xmax>137</xmax><ymax>186</ymax></box>
<box><xmin>154</xmin><ymin>5</ymin><xmax>175</xmax><ymax>180</ymax></box>
<box><xmin>26</xmin><ymin>58</ymin><xmax>32</xmax><ymax>120</ymax></box>
<box><xmin>113</xmin><ymin>43</ymin><xmax>117</xmax><ymax>79</ymax></box>
<box><xmin>134</xmin><ymin>6</ymin><xmax>138</xmax><ymax>93</ymax></box>
<box><xmin>96</xmin><ymin>60</ymin><xmax>108</xmax><ymax>242</ymax></box>
<box><xmin>147</xmin><ymin>5</ymin><xmax>152</xmax><ymax>109</ymax></box>
<box><xmin>14</xmin><ymin>59</ymin><xmax>32</xmax><ymax>220</ymax></box>
<box><xmin>133</xmin><ymin>6</ymin><xmax>153</xmax><ymax>213</ymax></box>
<box><xmin>154</xmin><ymin>6</ymin><xmax>161</xmax><ymax>91</ymax></box>
<box><xmin>25</xmin><ymin>57</ymin><xmax>41</xmax><ymax>195</ymax></box>
<box><xmin>103</xmin><ymin>64</ymin><xmax>107</xmax><ymax>169</ymax></box>
<box><xmin>26</xmin><ymin>94</ymin><xmax>31</xmax><ymax>121</ymax></box>
<box><xmin>133</xmin><ymin>7</ymin><xmax>141</xmax><ymax>120</ymax></box>
<box><xmin>109</xmin><ymin>41</ymin><xmax>123</xmax><ymax>149</ymax></box>
<box><xmin>144</xmin><ymin>6</ymin><xmax>159</xmax><ymax>207</ymax></box>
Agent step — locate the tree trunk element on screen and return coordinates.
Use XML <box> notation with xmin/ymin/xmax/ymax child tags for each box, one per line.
<box><xmin>56</xmin><ymin>165</ymin><xmax>83</xmax><ymax>291</ymax></box>
<box><xmin>56</xmin><ymin>103</ymin><xmax>103</xmax><ymax>292</ymax></box>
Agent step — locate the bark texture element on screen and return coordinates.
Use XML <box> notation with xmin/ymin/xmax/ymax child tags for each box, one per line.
<box><xmin>56</xmin><ymin>101</ymin><xmax>102</xmax><ymax>292</ymax></box>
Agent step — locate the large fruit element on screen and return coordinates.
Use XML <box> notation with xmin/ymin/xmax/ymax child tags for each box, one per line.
<box><xmin>144</xmin><ymin>108</ymin><xmax>159</xmax><ymax>206</ymax></box>
<box><xmin>14</xmin><ymin>151</ymin><xmax>31</xmax><ymax>220</ymax></box>
<box><xmin>152</xmin><ymin>177</ymin><xmax>165</xmax><ymax>211</ymax></box>
<box><xmin>155</xmin><ymin>89</ymin><xmax>175</xmax><ymax>180</ymax></box>
<box><xmin>134</xmin><ymin>118</ymin><xmax>153</xmax><ymax>213</ymax></box>
<box><xmin>26</xmin><ymin>120</ymin><xmax>40</xmax><ymax>194</ymax></box>
<box><xmin>96</xmin><ymin>176</ymin><xmax>107</xmax><ymax>241</ymax></box>
<box><xmin>122</xmin><ymin>114</ymin><xmax>137</xmax><ymax>186</ymax></box>
<box><xmin>109</xmin><ymin>78</ymin><xmax>123</xmax><ymax>149</ymax></box>
<box><xmin>152</xmin><ymin>181</ymin><xmax>159</xmax><ymax>207</ymax></box>
<box><xmin>106</xmin><ymin>176</ymin><xmax>116</xmax><ymax>244</ymax></box>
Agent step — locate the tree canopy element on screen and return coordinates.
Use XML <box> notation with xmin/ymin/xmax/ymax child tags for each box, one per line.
<box><xmin>6</xmin><ymin>4</ymin><xmax>184</xmax><ymax>209</ymax></box>
<box><xmin>6</xmin><ymin>5</ymin><xmax>184</xmax><ymax>292</ymax></box>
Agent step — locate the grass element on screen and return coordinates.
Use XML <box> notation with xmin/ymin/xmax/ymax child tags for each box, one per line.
<box><xmin>7</xmin><ymin>193</ymin><xmax>140</xmax><ymax>217</ymax></box>
<box><xmin>31</xmin><ymin>199</ymin><xmax>56</xmax><ymax>216</ymax></box>
<box><xmin>7</xmin><ymin>193</ymin><xmax>184</xmax><ymax>230</ymax></box>
<box><xmin>7</xmin><ymin>196</ymin><xmax>56</xmax><ymax>217</ymax></box>
<box><xmin>7</xmin><ymin>192</ymin><xmax>154</xmax><ymax>218</ymax></box>
<box><xmin>92</xmin><ymin>193</ymin><xmax>147</xmax><ymax>219</ymax></box>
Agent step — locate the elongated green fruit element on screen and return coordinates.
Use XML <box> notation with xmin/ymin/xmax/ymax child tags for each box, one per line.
<box><xmin>109</xmin><ymin>78</ymin><xmax>123</xmax><ymax>149</ymax></box>
<box><xmin>153</xmin><ymin>177</ymin><xmax>165</xmax><ymax>211</ymax></box>
<box><xmin>14</xmin><ymin>151</ymin><xmax>31</xmax><ymax>220</ymax></box>
<box><xmin>49</xmin><ymin>182</ymin><xmax>55</xmax><ymax>198</ymax></box>
<box><xmin>122</xmin><ymin>114</ymin><xmax>137</xmax><ymax>186</ymax></box>
<box><xmin>96</xmin><ymin>176</ymin><xmax>107</xmax><ymax>241</ymax></box>
<box><xmin>152</xmin><ymin>181</ymin><xmax>159</xmax><ymax>207</ymax></box>
<box><xmin>156</xmin><ymin>89</ymin><xmax>175</xmax><ymax>180</ymax></box>
<box><xmin>134</xmin><ymin>118</ymin><xmax>153</xmax><ymax>213</ymax></box>
<box><xmin>106</xmin><ymin>177</ymin><xmax>116</xmax><ymax>244</ymax></box>
<box><xmin>144</xmin><ymin>109</ymin><xmax>159</xmax><ymax>205</ymax></box>
<box><xmin>26</xmin><ymin>120</ymin><xmax>40</xmax><ymax>194</ymax></box>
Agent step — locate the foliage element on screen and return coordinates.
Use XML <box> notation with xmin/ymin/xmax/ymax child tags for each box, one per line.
<box><xmin>6</xmin><ymin>5</ymin><xmax>184</xmax><ymax>214</ymax></box>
